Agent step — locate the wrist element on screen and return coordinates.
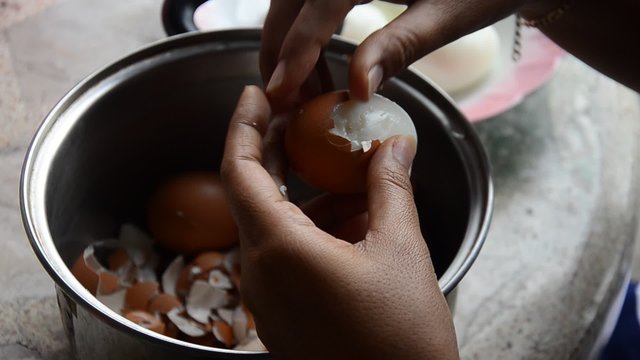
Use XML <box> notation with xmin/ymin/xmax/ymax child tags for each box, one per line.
<box><xmin>518</xmin><ymin>0</ymin><xmax>574</xmax><ymax>27</ymax></box>
<box><xmin>519</xmin><ymin>0</ymin><xmax>562</xmax><ymax>19</ymax></box>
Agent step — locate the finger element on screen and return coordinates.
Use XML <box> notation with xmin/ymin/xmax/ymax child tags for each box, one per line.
<box><xmin>301</xmin><ymin>193</ymin><xmax>367</xmax><ymax>231</ymax></box>
<box><xmin>260</xmin><ymin>0</ymin><xmax>304</xmax><ymax>85</ymax></box>
<box><xmin>365</xmin><ymin>135</ymin><xmax>419</xmax><ymax>244</ymax></box>
<box><xmin>265</xmin><ymin>0</ymin><xmax>355</xmax><ymax>99</ymax></box>
<box><xmin>222</xmin><ymin>87</ymin><xmax>333</xmax><ymax>251</ymax></box>
<box><xmin>348</xmin><ymin>0</ymin><xmax>512</xmax><ymax>100</ymax></box>
<box><xmin>262</xmin><ymin>114</ymin><xmax>289</xmax><ymax>200</ymax></box>
<box><xmin>221</xmin><ymin>86</ymin><xmax>283</xmax><ymax>218</ymax></box>
<box><xmin>269</xmin><ymin>50</ymin><xmax>336</xmax><ymax>113</ymax></box>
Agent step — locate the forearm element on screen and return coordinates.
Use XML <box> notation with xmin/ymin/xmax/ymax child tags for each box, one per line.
<box><xmin>521</xmin><ymin>0</ymin><xmax>640</xmax><ymax>92</ymax></box>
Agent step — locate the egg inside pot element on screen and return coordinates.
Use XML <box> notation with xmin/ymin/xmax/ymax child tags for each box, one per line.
<box><xmin>147</xmin><ymin>172</ymin><xmax>238</xmax><ymax>254</ymax></box>
<box><xmin>285</xmin><ymin>90</ymin><xmax>417</xmax><ymax>194</ymax></box>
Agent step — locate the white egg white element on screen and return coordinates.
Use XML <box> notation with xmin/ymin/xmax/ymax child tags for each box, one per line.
<box><xmin>411</xmin><ymin>26</ymin><xmax>500</xmax><ymax>94</ymax></box>
<box><xmin>329</xmin><ymin>94</ymin><xmax>417</xmax><ymax>152</ymax></box>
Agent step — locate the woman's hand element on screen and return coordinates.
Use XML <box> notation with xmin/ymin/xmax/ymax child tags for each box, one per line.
<box><xmin>261</xmin><ymin>0</ymin><xmax>640</xmax><ymax>97</ymax></box>
<box><xmin>260</xmin><ymin>0</ymin><xmax>528</xmax><ymax>106</ymax></box>
<box><xmin>221</xmin><ymin>86</ymin><xmax>458</xmax><ymax>360</ymax></box>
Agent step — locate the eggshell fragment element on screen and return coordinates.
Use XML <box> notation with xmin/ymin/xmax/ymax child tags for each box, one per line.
<box><xmin>107</xmin><ymin>248</ymin><xmax>130</xmax><ymax>272</ymax></box>
<box><xmin>167</xmin><ymin>308</ymin><xmax>207</xmax><ymax>337</ymax></box>
<box><xmin>193</xmin><ymin>252</ymin><xmax>225</xmax><ymax>272</ymax></box>
<box><xmin>208</xmin><ymin>269</ymin><xmax>233</xmax><ymax>290</ymax></box>
<box><xmin>162</xmin><ymin>255</ymin><xmax>184</xmax><ymax>296</ymax></box>
<box><xmin>232</xmin><ymin>304</ymin><xmax>251</xmax><ymax>342</ymax></box>
<box><xmin>125</xmin><ymin>281</ymin><xmax>159</xmax><ymax>311</ymax></box>
<box><xmin>148</xmin><ymin>293</ymin><xmax>183</xmax><ymax>315</ymax></box>
<box><xmin>119</xmin><ymin>223</ymin><xmax>155</xmax><ymax>266</ymax></box>
<box><xmin>176</xmin><ymin>265</ymin><xmax>204</xmax><ymax>296</ymax></box>
<box><xmin>212</xmin><ymin>320</ymin><xmax>235</xmax><ymax>348</ymax></box>
<box><xmin>234</xmin><ymin>329</ymin><xmax>267</xmax><ymax>351</ymax></box>
<box><xmin>125</xmin><ymin>310</ymin><xmax>166</xmax><ymax>335</ymax></box>
<box><xmin>135</xmin><ymin>265</ymin><xmax>158</xmax><ymax>283</ymax></box>
<box><xmin>97</xmin><ymin>288</ymin><xmax>126</xmax><ymax>313</ymax></box>
<box><xmin>97</xmin><ymin>271</ymin><xmax>120</xmax><ymax>295</ymax></box>
<box><xmin>186</xmin><ymin>280</ymin><xmax>229</xmax><ymax>324</ymax></box>
<box><xmin>71</xmin><ymin>245</ymin><xmax>106</xmax><ymax>294</ymax></box>
<box><xmin>217</xmin><ymin>308</ymin><xmax>234</xmax><ymax>325</ymax></box>
<box><xmin>71</xmin><ymin>225</ymin><xmax>252</xmax><ymax>351</ymax></box>
<box><xmin>71</xmin><ymin>253</ymin><xmax>99</xmax><ymax>294</ymax></box>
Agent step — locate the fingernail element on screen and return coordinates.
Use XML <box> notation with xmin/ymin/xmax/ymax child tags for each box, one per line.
<box><xmin>392</xmin><ymin>136</ymin><xmax>417</xmax><ymax>171</ymax></box>
<box><xmin>266</xmin><ymin>61</ymin><xmax>286</xmax><ymax>95</ymax></box>
<box><xmin>367</xmin><ymin>65</ymin><xmax>383</xmax><ymax>96</ymax></box>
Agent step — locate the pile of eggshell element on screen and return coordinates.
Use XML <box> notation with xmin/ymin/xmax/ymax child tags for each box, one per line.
<box><xmin>71</xmin><ymin>224</ymin><xmax>265</xmax><ymax>351</ymax></box>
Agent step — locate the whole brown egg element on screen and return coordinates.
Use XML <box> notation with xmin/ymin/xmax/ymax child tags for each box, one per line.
<box><xmin>147</xmin><ymin>172</ymin><xmax>238</xmax><ymax>254</ymax></box>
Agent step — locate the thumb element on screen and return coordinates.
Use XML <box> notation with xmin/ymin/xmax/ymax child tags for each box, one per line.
<box><xmin>366</xmin><ymin>135</ymin><xmax>420</xmax><ymax>244</ymax></box>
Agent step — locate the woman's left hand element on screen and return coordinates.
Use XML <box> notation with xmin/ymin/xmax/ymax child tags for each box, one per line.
<box><xmin>221</xmin><ymin>85</ymin><xmax>458</xmax><ymax>360</ymax></box>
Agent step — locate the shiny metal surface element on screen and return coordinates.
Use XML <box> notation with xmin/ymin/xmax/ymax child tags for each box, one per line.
<box><xmin>21</xmin><ymin>30</ymin><xmax>492</xmax><ymax>359</ymax></box>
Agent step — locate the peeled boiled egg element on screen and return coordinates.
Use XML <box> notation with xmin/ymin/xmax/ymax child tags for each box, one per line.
<box><xmin>339</xmin><ymin>1</ymin><xmax>500</xmax><ymax>95</ymax></box>
<box><xmin>340</xmin><ymin>1</ymin><xmax>407</xmax><ymax>44</ymax></box>
<box><xmin>193</xmin><ymin>0</ymin><xmax>270</xmax><ymax>31</ymax></box>
<box><xmin>370</xmin><ymin>0</ymin><xmax>406</xmax><ymax>20</ymax></box>
<box><xmin>340</xmin><ymin>4</ymin><xmax>388</xmax><ymax>44</ymax></box>
<box><xmin>147</xmin><ymin>172</ymin><xmax>238</xmax><ymax>254</ymax></box>
<box><xmin>285</xmin><ymin>90</ymin><xmax>417</xmax><ymax>194</ymax></box>
<box><xmin>411</xmin><ymin>26</ymin><xmax>500</xmax><ymax>94</ymax></box>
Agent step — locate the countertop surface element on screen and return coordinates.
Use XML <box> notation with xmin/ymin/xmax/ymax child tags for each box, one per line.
<box><xmin>1</xmin><ymin>0</ymin><xmax>640</xmax><ymax>359</ymax></box>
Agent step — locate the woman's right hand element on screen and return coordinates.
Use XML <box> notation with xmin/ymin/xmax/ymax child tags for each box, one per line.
<box><xmin>261</xmin><ymin>0</ymin><xmax>640</xmax><ymax>98</ymax></box>
<box><xmin>221</xmin><ymin>86</ymin><xmax>459</xmax><ymax>360</ymax></box>
<box><xmin>260</xmin><ymin>0</ymin><xmax>534</xmax><ymax>108</ymax></box>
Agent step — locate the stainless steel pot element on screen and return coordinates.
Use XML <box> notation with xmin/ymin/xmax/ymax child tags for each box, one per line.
<box><xmin>21</xmin><ymin>30</ymin><xmax>493</xmax><ymax>359</ymax></box>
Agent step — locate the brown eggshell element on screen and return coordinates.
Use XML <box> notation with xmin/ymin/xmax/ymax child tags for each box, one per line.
<box><xmin>175</xmin><ymin>265</ymin><xmax>194</xmax><ymax>296</ymax></box>
<box><xmin>285</xmin><ymin>90</ymin><xmax>379</xmax><ymax>194</ymax></box>
<box><xmin>192</xmin><ymin>252</ymin><xmax>225</xmax><ymax>272</ymax></box>
<box><xmin>147</xmin><ymin>172</ymin><xmax>238</xmax><ymax>254</ymax></box>
<box><xmin>97</xmin><ymin>271</ymin><xmax>120</xmax><ymax>295</ymax></box>
<box><xmin>176</xmin><ymin>264</ymin><xmax>208</xmax><ymax>296</ymax></box>
<box><xmin>212</xmin><ymin>320</ymin><xmax>235</xmax><ymax>348</ymax></box>
<box><xmin>124</xmin><ymin>310</ymin><xmax>166</xmax><ymax>335</ymax></box>
<box><xmin>71</xmin><ymin>254</ymin><xmax>99</xmax><ymax>294</ymax></box>
<box><xmin>148</xmin><ymin>293</ymin><xmax>182</xmax><ymax>315</ymax></box>
<box><xmin>125</xmin><ymin>281</ymin><xmax>159</xmax><ymax>311</ymax></box>
<box><xmin>107</xmin><ymin>248</ymin><xmax>130</xmax><ymax>271</ymax></box>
